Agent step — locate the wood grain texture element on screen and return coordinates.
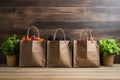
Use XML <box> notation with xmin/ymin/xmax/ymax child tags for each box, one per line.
<box><xmin>0</xmin><ymin>0</ymin><xmax>15</xmax><ymax>7</ymax></box>
<box><xmin>0</xmin><ymin>7</ymin><xmax>15</xmax><ymax>14</ymax></box>
<box><xmin>1</xmin><ymin>0</ymin><xmax>120</xmax><ymax>7</ymax></box>
<box><xmin>15</xmin><ymin>7</ymin><xmax>120</xmax><ymax>22</ymax></box>
<box><xmin>0</xmin><ymin>64</ymin><xmax>120</xmax><ymax>80</ymax></box>
<box><xmin>1</xmin><ymin>0</ymin><xmax>119</xmax><ymax>7</ymax></box>
<box><xmin>0</xmin><ymin>0</ymin><xmax>120</xmax><ymax>64</ymax></box>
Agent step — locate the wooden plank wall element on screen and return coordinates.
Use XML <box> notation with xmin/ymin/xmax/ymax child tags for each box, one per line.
<box><xmin>0</xmin><ymin>0</ymin><xmax>120</xmax><ymax>64</ymax></box>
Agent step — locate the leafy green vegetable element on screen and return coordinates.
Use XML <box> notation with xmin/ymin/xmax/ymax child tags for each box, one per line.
<box><xmin>0</xmin><ymin>34</ymin><xmax>20</xmax><ymax>56</ymax></box>
<box><xmin>99</xmin><ymin>39</ymin><xmax>120</xmax><ymax>56</ymax></box>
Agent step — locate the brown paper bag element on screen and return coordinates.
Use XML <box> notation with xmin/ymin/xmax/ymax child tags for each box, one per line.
<box><xmin>73</xmin><ymin>29</ymin><xmax>100</xmax><ymax>67</ymax></box>
<box><xmin>47</xmin><ymin>28</ymin><xmax>72</xmax><ymax>67</ymax></box>
<box><xmin>19</xmin><ymin>26</ymin><xmax>46</xmax><ymax>67</ymax></box>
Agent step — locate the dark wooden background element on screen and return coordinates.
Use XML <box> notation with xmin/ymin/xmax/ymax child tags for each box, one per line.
<box><xmin>0</xmin><ymin>0</ymin><xmax>120</xmax><ymax>64</ymax></box>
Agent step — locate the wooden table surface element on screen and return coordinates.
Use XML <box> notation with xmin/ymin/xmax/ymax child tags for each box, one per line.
<box><xmin>0</xmin><ymin>64</ymin><xmax>120</xmax><ymax>80</ymax></box>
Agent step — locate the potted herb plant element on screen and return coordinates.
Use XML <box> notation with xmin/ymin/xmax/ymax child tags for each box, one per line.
<box><xmin>0</xmin><ymin>34</ymin><xmax>20</xmax><ymax>67</ymax></box>
<box><xmin>99</xmin><ymin>39</ymin><xmax>120</xmax><ymax>66</ymax></box>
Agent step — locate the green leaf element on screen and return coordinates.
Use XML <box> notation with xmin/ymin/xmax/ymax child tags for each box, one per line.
<box><xmin>0</xmin><ymin>34</ymin><xmax>20</xmax><ymax>56</ymax></box>
<box><xmin>99</xmin><ymin>38</ymin><xmax>120</xmax><ymax>56</ymax></box>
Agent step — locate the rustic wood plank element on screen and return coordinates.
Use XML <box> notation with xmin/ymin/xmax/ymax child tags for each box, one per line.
<box><xmin>0</xmin><ymin>23</ymin><xmax>120</xmax><ymax>37</ymax></box>
<box><xmin>1</xmin><ymin>21</ymin><xmax>120</xmax><ymax>30</ymax></box>
<box><xmin>30</xmin><ymin>22</ymin><xmax>120</xmax><ymax>29</ymax></box>
<box><xmin>1</xmin><ymin>0</ymin><xmax>120</xmax><ymax>7</ymax></box>
<box><xmin>14</xmin><ymin>7</ymin><xmax>120</xmax><ymax>22</ymax></box>
<box><xmin>14</xmin><ymin>14</ymin><xmax>120</xmax><ymax>22</ymax></box>
<box><xmin>16</xmin><ymin>13</ymin><xmax>120</xmax><ymax>22</ymax></box>
<box><xmin>0</xmin><ymin>7</ymin><xmax>14</xmax><ymax>13</ymax></box>
<box><xmin>0</xmin><ymin>64</ymin><xmax>120</xmax><ymax>80</ymax></box>
<box><xmin>16</xmin><ymin>7</ymin><xmax>120</xmax><ymax>15</ymax></box>
<box><xmin>14</xmin><ymin>0</ymin><xmax>120</xmax><ymax>7</ymax></box>
<box><xmin>0</xmin><ymin>0</ymin><xmax>16</xmax><ymax>7</ymax></box>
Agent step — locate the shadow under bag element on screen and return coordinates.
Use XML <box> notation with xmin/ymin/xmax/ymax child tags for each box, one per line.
<box><xmin>73</xmin><ymin>29</ymin><xmax>100</xmax><ymax>67</ymax></box>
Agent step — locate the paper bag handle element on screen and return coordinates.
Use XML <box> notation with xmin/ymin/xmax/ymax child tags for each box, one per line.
<box><xmin>79</xmin><ymin>28</ymin><xmax>94</xmax><ymax>42</ymax></box>
<box><xmin>26</xmin><ymin>26</ymin><xmax>40</xmax><ymax>38</ymax></box>
<box><xmin>53</xmin><ymin>28</ymin><xmax>66</xmax><ymax>41</ymax></box>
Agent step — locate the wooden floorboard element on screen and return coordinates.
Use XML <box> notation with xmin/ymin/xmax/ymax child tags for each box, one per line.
<box><xmin>0</xmin><ymin>64</ymin><xmax>120</xmax><ymax>80</ymax></box>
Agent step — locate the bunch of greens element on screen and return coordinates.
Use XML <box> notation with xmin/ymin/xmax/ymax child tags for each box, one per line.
<box><xmin>0</xmin><ymin>34</ymin><xmax>20</xmax><ymax>56</ymax></box>
<box><xmin>99</xmin><ymin>39</ymin><xmax>120</xmax><ymax>56</ymax></box>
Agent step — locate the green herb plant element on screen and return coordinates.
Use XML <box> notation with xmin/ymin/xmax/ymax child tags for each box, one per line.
<box><xmin>0</xmin><ymin>34</ymin><xmax>20</xmax><ymax>56</ymax></box>
<box><xmin>99</xmin><ymin>39</ymin><xmax>120</xmax><ymax>56</ymax></box>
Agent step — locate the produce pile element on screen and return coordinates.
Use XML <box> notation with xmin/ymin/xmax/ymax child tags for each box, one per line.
<box><xmin>21</xmin><ymin>36</ymin><xmax>44</xmax><ymax>41</ymax></box>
